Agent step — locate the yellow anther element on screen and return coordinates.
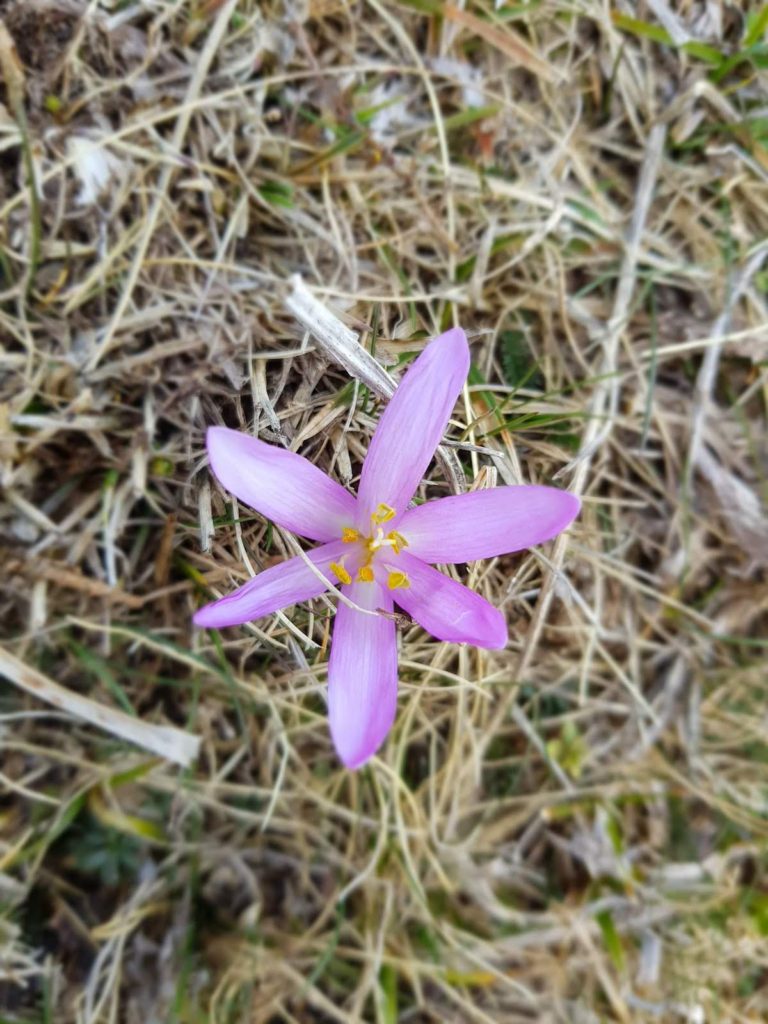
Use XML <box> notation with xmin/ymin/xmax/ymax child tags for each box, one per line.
<box><xmin>371</xmin><ymin>502</ymin><xmax>396</xmax><ymax>525</ymax></box>
<box><xmin>341</xmin><ymin>527</ymin><xmax>360</xmax><ymax>543</ymax></box>
<box><xmin>329</xmin><ymin>561</ymin><xmax>352</xmax><ymax>585</ymax></box>
<box><xmin>357</xmin><ymin>565</ymin><xmax>375</xmax><ymax>583</ymax></box>
<box><xmin>386</xmin><ymin>530</ymin><xmax>409</xmax><ymax>555</ymax></box>
<box><xmin>387</xmin><ymin>570</ymin><xmax>410</xmax><ymax>590</ymax></box>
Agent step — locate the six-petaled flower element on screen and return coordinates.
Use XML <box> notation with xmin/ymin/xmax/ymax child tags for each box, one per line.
<box><xmin>194</xmin><ymin>328</ymin><xmax>580</xmax><ymax>768</ymax></box>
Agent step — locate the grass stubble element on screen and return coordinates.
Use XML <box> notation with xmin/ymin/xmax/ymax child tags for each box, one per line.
<box><xmin>0</xmin><ymin>0</ymin><xmax>767</xmax><ymax>1021</ymax></box>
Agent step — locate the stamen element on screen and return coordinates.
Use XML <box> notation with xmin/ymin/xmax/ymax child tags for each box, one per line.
<box><xmin>357</xmin><ymin>565</ymin><xmax>375</xmax><ymax>583</ymax></box>
<box><xmin>371</xmin><ymin>502</ymin><xmax>396</xmax><ymax>525</ymax></box>
<box><xmin>329</xmin><ymin>561</ymin><xmax>352</xmax><ymax>585</ymax></box>
<box><xmin>341</xmin><ymin>527</ymin><xmax>360</xmax><ymax>543</ymax></box>
<box><xmin>386</xmin><ymin>530</ymin><xmax>409</xmax><ymax>555</ymax></box>
<box><xmin>387</xmin><ymin>570</ymin><xmax>410</xmax><ymax>590</ymax></box>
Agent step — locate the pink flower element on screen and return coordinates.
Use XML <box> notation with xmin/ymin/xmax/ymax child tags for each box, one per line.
<box><xmin>194</xmin><ymin>328</ymin><xmax>580</xmax><ymax>768</ymax></box>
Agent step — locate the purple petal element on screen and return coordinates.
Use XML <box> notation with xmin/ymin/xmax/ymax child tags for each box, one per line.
<box><xmin>194</xmin><ymin>540</ymin><xmax>348</xmax><ymax>628</ymax></box>
<box><xmin>206</xmin><ymin>426</ymin><xmax>357</xmax><ymax>542</ymax></box>
<box><xmin>328</xmin><ymin>581</ymin><xmax>397</xmax><ymax>769</ymax></box>
<box><xmin>400</xmin><ymin>486</ymin><xmax>580</xmax><ymax>563</ymax></box>
<box><xmin>357</xmin><ymin>328</ymin><xmax>469</xmax><ymax>521</ymax></box>
<box><xmin>386</xmin><ymin>552</ymin><xmax>507</xmax><ymax>649</ymax></box>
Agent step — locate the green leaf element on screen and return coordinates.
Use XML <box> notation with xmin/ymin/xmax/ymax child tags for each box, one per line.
<box><xmin>68</xmin><ymin>639</ymin><xmax>136</xmax><ymax>716</ymax></box>
<box><xmin>546</xmin><ymin>720</ymin><xmax>588</xmax><ymax>779</ymax></box>
<box><xmin>150</xmin><ymin>455</ymin><xmax>174</xmax><ymax>476</ymax></box>
<box><xmin>613</xmin><ymin>12</ymin><xmax>724</xmax><ymax>65</ymax></box>
<box><xmin>498</xmin><ymin>329</ymin><xmax>541</xmax><ymax>389</ymax></box>
<box><xmin>304</xmin><ymin>903</ymin><xmax>346</xmax><ymax>991</ymax></box>
<box><xmin>396</xmin><ymin>0</ymin><xmax>444</xmax><ymax>13</ymax></box>
<box><xmin>378</xmin><ymin>964</ymin><xmax>399</xmax><ymax>1024</ymax></box>
<box><xmin>565</xmin><ymin>197</ymin><xmax>606</xmax><ymax>227</ymax></box>
<box><xmin>611</xmin><ymin>13</ymin><xmax>670</xmax><ymax>45</ymax></box>
<box><xmin>744</xmin><ymin>5</ymin><xmax>768</xmax><ymax>48</ymax></box>
<box><xmin>495</xmin><ymin>2</ymin><xmax>544</xmax><ymax>18</ymax></box>
<box><xmin>257</xmin><ymin>181</ymin><xmax>294</xmax><ymax>208</ymax></box>
<box><xmin>481</xmin><ymin>410</ymin><xmax>583</xmax><ymax>440</ymax></box>
<box><xmin>68</xmin><ymin>811</ymin><xmax>144</xmax><ymax>886</ymax></box>
<box><xmin>441</xmin><ymin>104</ymin><xmax>501</xmax><ymax>132</ymax></box>
<box><xmin>356</xmin><ymin>95</ymin><xmax>407</xmax><ymax>126</ymax></box>
<box><xmin>595</xmin><ymin>909</ymin><xmax>626</xmax><ymax>971</ymax></box>
<box><xmin>681</xmin><ymin>40</ymin><xmax>724</xmax><ymax>65</ymax></box>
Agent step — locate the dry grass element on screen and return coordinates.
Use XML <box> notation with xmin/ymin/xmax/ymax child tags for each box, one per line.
<box><xmin>1</xmin><ymin>0</ymin><xmax>767</xmax><ymax>1021</ymax></box>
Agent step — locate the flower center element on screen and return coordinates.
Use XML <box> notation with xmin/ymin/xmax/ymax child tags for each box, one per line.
<box><xmin>330</xmin><ymin>503</ymin><xmax>410</xmax><ymax>590</ymax></box>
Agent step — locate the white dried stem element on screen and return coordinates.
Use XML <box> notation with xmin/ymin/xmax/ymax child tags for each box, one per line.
<box><xmin>285</xmin><ymin>275</ymin><xmax>465</xmax><ymax>495</ymax></box>
<box><xmin>0</xmin><ymin>645</ymin><xmax>201</xmax><ymax>767</ymax></box>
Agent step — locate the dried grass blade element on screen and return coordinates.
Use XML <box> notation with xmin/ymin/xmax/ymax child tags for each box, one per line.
<box><xmin>0</xmin><ymin>20</ymin><xmax>40</xmax><ymax>296</ymax></box>
<box><xmin>0</xmin><ymin>645</ymin><xmax>201</xmax><ymax>767</ymax></box>
<box><xmin>443</xmin><ymin>4</ymin><xmax>559</xmax><ymax>84</ymax></box>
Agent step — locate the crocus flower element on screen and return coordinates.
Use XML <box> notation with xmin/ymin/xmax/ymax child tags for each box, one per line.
<box><xmin>194</xmin><ymin>328</ymin><xmax>579</xmax><ymax>768</ymax></box>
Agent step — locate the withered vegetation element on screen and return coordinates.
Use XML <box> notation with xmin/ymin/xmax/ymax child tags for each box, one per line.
<box><xmin>1</xmin><ymin>1</ymin><xmax>767</xmax><ymax>1021</ymax></box>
